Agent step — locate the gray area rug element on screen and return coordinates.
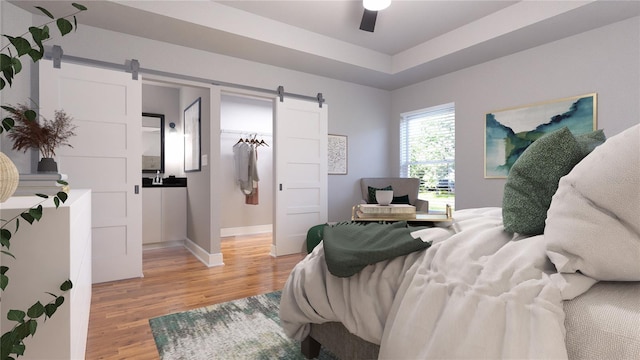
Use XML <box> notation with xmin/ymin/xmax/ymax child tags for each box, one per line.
<box><xmin>149</xmin><ymin>291</ymin><xmax>337</xmax><ymax>360</ymax></box>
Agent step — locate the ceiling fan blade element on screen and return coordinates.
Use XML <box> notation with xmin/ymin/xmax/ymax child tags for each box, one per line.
<box><xmin>359</xmin><ymin>9</ymin><xmax>377</xmax><ymax>32</ymax></box>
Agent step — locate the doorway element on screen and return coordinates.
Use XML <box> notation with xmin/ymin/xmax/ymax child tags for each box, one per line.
<box><xmin>219</xmin><ymin>93</ymin><xmax>274</xmax><ymax>238</ymax></box>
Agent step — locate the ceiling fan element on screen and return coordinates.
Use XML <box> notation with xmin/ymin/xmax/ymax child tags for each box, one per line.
<box><xmin>359</xmin><ymin>0</ymin><xmax>391</xmax><ymax>32</ymax></box>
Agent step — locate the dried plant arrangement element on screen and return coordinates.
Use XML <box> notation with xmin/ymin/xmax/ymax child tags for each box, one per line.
<box><xmin>4</xmin><ymin>104</ymin><xmax>77</xmax><ymax>158</ymax></box>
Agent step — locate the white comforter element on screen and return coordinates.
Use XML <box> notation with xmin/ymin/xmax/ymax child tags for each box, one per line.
<box><xmin>280</xmin><ymin>207</ymin><xmax>593</xmax><ymax>359</ymax></box>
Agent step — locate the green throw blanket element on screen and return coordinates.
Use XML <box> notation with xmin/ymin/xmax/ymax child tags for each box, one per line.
<box><xmin>322</xmin><ymin>221</ymin><xmax>431</xmax><ymax>277</ymax></box>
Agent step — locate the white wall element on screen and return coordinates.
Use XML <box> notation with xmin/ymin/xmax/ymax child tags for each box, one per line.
<box><xmin>391</xmin><ymin>16</ymin><xmax>640</xmax><ymax>210</ymax></box>
<box><xmin>220</xmin><ymin>94</ymin><xmax>273</xmax><ymax>233</ymax></box>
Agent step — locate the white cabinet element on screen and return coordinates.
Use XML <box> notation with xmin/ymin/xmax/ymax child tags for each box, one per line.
<box><xmin>142</xmin><ymin>187</ymin><xmax>187</xmax><ymax>245</ymax></box>
<box><xmin>0</xmin><ymin>190</ymin><xmax>92</xmax><ymax>360</ymax></box>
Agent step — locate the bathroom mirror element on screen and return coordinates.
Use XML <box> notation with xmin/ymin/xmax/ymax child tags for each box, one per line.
<box><xmin>141</xmin><ymin>112</ymin><xmax>165</xmax><ymax>173</ymax></box>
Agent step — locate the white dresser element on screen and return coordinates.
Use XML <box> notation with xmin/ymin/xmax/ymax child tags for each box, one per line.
<box><xmin>0</xmin><ymin>190</ymin><xmax>92</xmax><ymax>360</ymax></box>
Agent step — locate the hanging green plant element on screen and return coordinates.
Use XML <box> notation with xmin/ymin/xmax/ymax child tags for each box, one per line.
<box><xmin>0</xmin><ymin>3</ymin><xmax>87</xmax><ymax>360</ymax></box>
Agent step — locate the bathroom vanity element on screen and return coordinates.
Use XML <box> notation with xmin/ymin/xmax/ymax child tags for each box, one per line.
<box><xmin>142</xmin><ymin>177</ymin><xmax>187</xmax><ymax>246</ymax></box>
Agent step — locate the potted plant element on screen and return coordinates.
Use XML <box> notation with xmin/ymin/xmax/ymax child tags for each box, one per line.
<box><xmin>4</xmin><ymin>103</ymin><xmax>77</xmax><ymax>173</ymax></box>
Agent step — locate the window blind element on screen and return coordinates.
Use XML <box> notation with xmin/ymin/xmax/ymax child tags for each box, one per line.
<box><xmin>400</xmin><ymin>102</ymin><xmax>455</xmax><ymax>181</ymax></box>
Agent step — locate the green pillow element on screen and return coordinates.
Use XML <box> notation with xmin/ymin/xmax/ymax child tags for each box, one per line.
<box><xmin>575</xmin><ymin>129</ymin><xmax>606</xmax><ymax>157</ymax></box>
<box><xmin>502</xmin><ymin>127</ymin><xmax>584</xmax><ymax>235</ymax></box>
<box><xmin>391</xmin><ymin>194</ymin><xmax>411</xmax><ymax>204</ymax></box>
<box><xmin>367</xmin><ymin>185</ymin><xmax>392</xmax><ymax>204</ymax></box>
<box><xmin>306</xmin><ymin>224</ymin><xmax>326</xmax><ymax>253</ymax></box>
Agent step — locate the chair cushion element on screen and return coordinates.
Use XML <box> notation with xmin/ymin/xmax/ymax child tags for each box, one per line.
<box><xmin>391</xmin><ymin>194</ymin><xmax>411</xmax><ymax>204</ymax></box>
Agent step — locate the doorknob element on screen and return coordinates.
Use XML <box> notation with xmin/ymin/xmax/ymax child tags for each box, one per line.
<box><xmin>279</xmin><ymin>184</ymin><xmax>282</xmax><ymax>191</ymax></box>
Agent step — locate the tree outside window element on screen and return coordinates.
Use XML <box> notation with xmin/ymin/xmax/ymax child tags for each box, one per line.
<box><xmin>400</xmin><ymin>103</ymin><xmax>455</xmax><ymax>212</ymax></box>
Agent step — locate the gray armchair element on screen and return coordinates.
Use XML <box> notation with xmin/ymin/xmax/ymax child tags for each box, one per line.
<box><xmin>360</xmin><ymin>177</ymin><xmax>429</xmax><ymax>212</ymax></box>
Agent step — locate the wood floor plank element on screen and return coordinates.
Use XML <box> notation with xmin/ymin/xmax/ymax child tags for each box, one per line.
<box><xmin>85</xmin><ymin>234</ymin><xmax>305</xmax><ymax>359</ymax></box>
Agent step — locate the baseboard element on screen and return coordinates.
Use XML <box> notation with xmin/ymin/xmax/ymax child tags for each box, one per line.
<box><xmin>184</xmin><ymin>238</ymin><xmax>224</xmax><ymax>267</ymax></box>
<box><xmin>270</xmin><ymin>241</ymin><xmax>305</xmax><ymax>257</ymax></box>
<box><xmin>143</xmin><ymin>240</ymin><xmax>185</xmax><ymax>251</ymax></box>
<box><xmin>220</xmin><ymin>224</ymin><xmax>272</xmax><ymax>237</ymax></box>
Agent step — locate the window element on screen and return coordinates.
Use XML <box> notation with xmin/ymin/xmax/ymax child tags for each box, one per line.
<box><xmin>400</xmin><ymin>103</ymin><xmax>455</xmax><ymax>212</ymax></box>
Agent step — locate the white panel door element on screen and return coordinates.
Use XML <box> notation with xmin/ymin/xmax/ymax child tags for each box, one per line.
<box><xmin>274</xmin><ymin>99</ymin><xmax>328</xmax><ymax>256</ymax></box>
<box><xmin>39</xmin><ymin>60</ymin><xmax>142</xmax><ymax>283</ymax></box>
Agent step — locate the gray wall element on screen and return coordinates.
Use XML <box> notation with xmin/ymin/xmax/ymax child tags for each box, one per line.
<box><xmin>141</xmin><ymin>83</ymin><xmax>183</xmax><ymax>176</ymax></box>
<box><xmin>0</xmin><ymin>2</ymin><xmax>36</xmax><ymax>173</ymax></box>
<box><xmin>391</xmin><ymin>16</ymin><xmax>640</xmax><ymax>210</ymax></box>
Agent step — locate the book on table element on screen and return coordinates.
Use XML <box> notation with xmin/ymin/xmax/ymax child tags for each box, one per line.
<box><xmin>357</xmin><ymin>204</ymin><xmax>416</xmax><ymax>218</ymax></box>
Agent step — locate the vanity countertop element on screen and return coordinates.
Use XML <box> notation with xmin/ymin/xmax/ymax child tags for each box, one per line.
<box><xmin>142</xmin><ymin>177</ymin><xmax>187</xmax><ymax>188</ymax></box>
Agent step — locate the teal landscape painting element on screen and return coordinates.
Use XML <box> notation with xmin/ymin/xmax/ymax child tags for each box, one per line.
<box><xmin>485</xmin><ymin>94</ymin><xmax>596</xmax><ymax>177</ymax></box>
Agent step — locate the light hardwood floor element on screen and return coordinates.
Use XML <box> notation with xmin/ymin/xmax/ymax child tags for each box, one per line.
<box><xmin>85</xmin><ymin>234</ymin><xmax>305</xmax><ymax>359</ymax></box>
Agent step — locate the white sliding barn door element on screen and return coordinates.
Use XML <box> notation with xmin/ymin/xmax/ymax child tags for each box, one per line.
<box><xmin>273</xmin><ymin>98</ymin><xmax>328</xmax><ymax>256</ymax></box>
<box><xmin>39</xmin><ymin>60</ymin><xmax>142</xmax><ymax>283</ymax></box>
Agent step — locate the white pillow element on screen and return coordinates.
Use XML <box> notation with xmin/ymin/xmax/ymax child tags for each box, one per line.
<box><xmin>545</xmin><ymin>124</ymin><xmax>640</xmax><ymax>281</ymax></box>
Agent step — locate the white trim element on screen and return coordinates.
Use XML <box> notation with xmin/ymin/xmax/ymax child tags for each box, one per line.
<box><xmin>220</xmin><ymin>224</ymin><xmax>273</xmax><ymax>237</ymax></box>
<box><xmin>271</xmin><ymin>242</ymin><xmax>305</xmax><ymax>257</ymax></box>
<box><xmin>142</xmin><ymin>240</ymin><xmax>185</xmax><ymax>251</ymax></box>
<box><xmin>184</xmin><ymin>238</ymin><xmax>224</xmax><ymax>267</ymax></box>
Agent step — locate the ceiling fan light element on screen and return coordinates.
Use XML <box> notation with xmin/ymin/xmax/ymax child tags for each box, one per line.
<box><xmin>363</xmin><ymin>0</ymin><xmax>391</xmax><ymax>11</ymax></box>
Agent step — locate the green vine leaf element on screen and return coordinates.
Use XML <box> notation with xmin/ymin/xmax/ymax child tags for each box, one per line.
<box><xmin>0</xmin><ymin>228</ymin><xmax>11</xmax><ymax>246</ymax></box>
<box><xmin>19</xmin><ymin>212</ymin><xmax>34</xmax><ymax>225</ymax></box>
<box><xmin>0</xmin><ymin>273</ymin><xmax>7</xmax><ymax>291</ymax></box>
<box><xmin>28</xmin><ymin>27</ymin><xmax>45</xmax><ymax>46</ymax></box>
<box><xmin>35</xmin><ymin>6</ymin><xmax>54</xmax><ymax>19</ymax></box>
<box><xmin>26</xmin><ymin>302</ymin><xmax>45</xmax><ymax>319</ymax></box>
<box><xmin>28</xmin><ymin>320</ymin><xmax>38</xmax><ymax>337</ymax></box>
<box><xmin>2</xmin><ymin>116</ymin><xmax>15</xmax><ymax>131</ymax></box>
<box><xmin>56</xmin><ymin>18</ymin><xmax>73</xmax><ymax>36</ymax></box>
<box><xmin>56</xmin><ymin>191</ymin><xmax>68</xmax><ymax>203</ymax></box>
<box><xmin>1</xmin><ymin>53</ymin><xmax>13</xmax><ymax>71</ymax></box>
<box><xmin>53</xmin><ymin>197</ymin><xmax>60</xmax><ymax>208</ymax></box>
<box><xmin>1</xmin><ymin>250</ymin><xmax>16</xmax><ymax>260</ymax></box>
<box><xmin>72</xmin><ymin>3</ymin><xmax>88</xmax><ymax>11</ymax></box>
<box><xmin>23</xmin><ymin>109</ymin><xmax>36</xmax><ymax>122</ymax></box>
<box><xmin>28</xmin><ymin>48</ymin><xmax>44</xmax><ymax>63</ymax></box>
<box><xmin>44</xmin><ymin>303</ymin><xmax>57</xmax><ymax>317</ymax></box>
<box><xmin>3</xmin><ymin>36</ymin><xmax>31</xmax><ymax>57</ymax></box>
<box><xmin>35</xmin><ymin>194</ymin><xmax>48</xmax><ymax>199</ymax></box>
<box><xmin>10</xmin><ymin>57</ymin><xmax>21</xmax><ymax>76</ymax></box>
<box><xmin>54</xmin><ymin>296</ymin><xmax>65</xmax><ymax>307</ymax></box>
<box><xmin>7</xmin><ymin>310</ymin><xmax>25</xmax><ymax>323</ymax></box>
<box><xmin>60</xmin><ymin>280</ymin><xmax>72</xmax><ymax>291</ymax></box>
<box><xmin>28</xmin><ymin>206</ymin><xmax>43</xmax><ymax>222</ymax></box>
<box><xmin>0</xmin><ymin>77</ymin><xmax>5</xmax><ymax>90</ymax></box>
<box><xmin>57</xmin><ymin>180</ymin><xmax>68</xmax><ymax>186</ymax></box>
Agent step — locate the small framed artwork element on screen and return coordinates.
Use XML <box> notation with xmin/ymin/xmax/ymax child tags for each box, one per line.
<box><xmin>184</xmin><ymin>97</ymin><xmax>201</xmax><ymax>172</ymax></box>
<box><xmin>485</xmin><ymin>93</ymin><xmax>597</xmax><ymax>178</ymax></box>
<box><xmin>328</xmin><ymin>134</ymin><xmax>348</xmax><ymax>175</ymax></box>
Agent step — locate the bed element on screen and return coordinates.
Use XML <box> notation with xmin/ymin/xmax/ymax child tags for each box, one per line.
<box><xmin>279</xmin><ymin>124</ymin><xmax>640</xmax><ymax>359</ymax></box>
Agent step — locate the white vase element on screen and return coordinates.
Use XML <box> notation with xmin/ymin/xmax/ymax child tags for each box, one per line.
<box><xmin>375</xmin><ymin>190</ymin><xmax>393</xmax><ymax>206</ymax></box>
<box><xmin>0</xmin><ymin>151</ymin><xmax>19</xmax><ymax>202</ymax></box>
